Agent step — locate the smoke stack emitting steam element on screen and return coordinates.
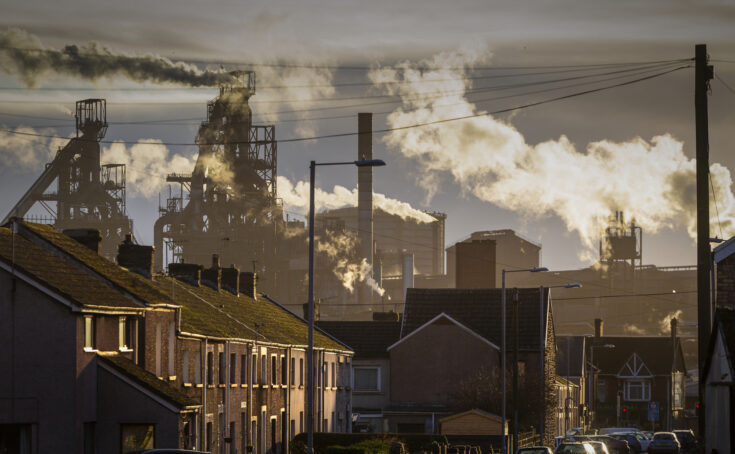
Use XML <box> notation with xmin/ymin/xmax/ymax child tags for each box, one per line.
<box><xmin>369</xmin><ymin>48</ymin><xmax>735</xmax><ymax>261</ymax></box>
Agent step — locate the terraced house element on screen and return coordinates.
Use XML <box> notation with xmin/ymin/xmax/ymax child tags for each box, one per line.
<box><xmin>0</xmin><ymin>220</ymin><xmax>352</xmax><ymax>454</ymax></box>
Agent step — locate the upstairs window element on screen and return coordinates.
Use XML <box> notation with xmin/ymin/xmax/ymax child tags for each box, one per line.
<box><xmin>84</xmin><ymin>316</ymin><xmax>96</xmax><ymax>350</ymax></box>
<box><xmin>353</xmin><ymin>367</ymin><xmax>380</xmax><ymax>392</ymax></box>
<box><xmin>624</xmin><ymin>379</ymin><xmax>651</xmax><ymax>401</ymax></box>
<box><xmin>118</xmin><ymin>317</ymin><xmax>130</xmax><ymax>350</ymax></box>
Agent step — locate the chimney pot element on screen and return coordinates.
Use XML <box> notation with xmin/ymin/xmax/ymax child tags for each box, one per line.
<box><xmin>63</xmin><ymin>228</ymin><xmax>102</xmax><ymax>255</ymax></box>
<box><xmin>594</xmin><ymin>318</ymin><xmax>604</xmax><ymax>338</ymax></box>
<box><xmin>116</xmin><ymin>236</ymin><xmax>154</xmax><ymax>278</ymax></box>
<box><xmin>169</xmin><ymin>263</ymin><xmax>203</xmax><ymax>286</ymax></box>
<box><xmin>240</xmin><ymin>272</ymin><xmax>257</xmax><ymax>300</ymax></box>
<box><xmin>221</xmin><ymin>266</ymin><xmax>240</xmax><ymax>296</ymax></box>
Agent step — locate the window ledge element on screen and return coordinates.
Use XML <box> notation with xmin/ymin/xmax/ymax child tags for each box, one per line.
<box><xmin>231</xmin><ymin>384</ymin><xmax>238</xmax><ymax>388</ymax></box>
<box><xmin>218</xmin><ymin>384</ymin><xmax>226</xmax><ymax>388</ymax></box>
<box><xmin>184</xmin><ymin>383</ymin><xmax>193</xmax><ymax>388</ymax></box>
<box><xmin>281</xmin><ymin>385</ymin><xmax>288</xmax><ymax>389</ymax></box>
<box><xmin>195</xmin><ymin>384</ymin><xmax>204</xmax><ymax>388</ymax></box>
<box><xmin>119</xmin><ymin>347</ymin><xmax>134</xmax><ymax>353</ymax></box>
<box><xmin>168</xmin><ymin>376</ymin><xmax>177</xmax><ymax>381</ymax></box>
<box><xmin>83</xmin><ymin>347</ymin><xmax>98</xmax><ymax>353</ymax></box>
<box><xmin>241</xmin><ymin>384</ymin><xmax>248</xmax><ymax>388</ymax></box>
<box><xmin>298</xmin><ymin>385</ymin><xmax>304</xmax><ymax>389</ymax></box>
<box><xmin>207</xmin><ymin>385</ymin><xmax>215</xmax><ymax>389</ymax></box>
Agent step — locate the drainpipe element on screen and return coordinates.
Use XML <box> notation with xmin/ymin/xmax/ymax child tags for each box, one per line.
<box><xmin>226</xmin><ymin>341</ymin><xmax>231</xmax><ymax>452</ymax></box>
<box><xmin>203</xmin><ymin>338</ymin><xmax>208</xmax><ymax>451</ymax></box>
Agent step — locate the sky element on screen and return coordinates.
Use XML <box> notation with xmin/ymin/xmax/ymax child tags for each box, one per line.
<box><xmin>1</xmin><ymin>0</ymin><xmax>735</xmax><ymax>271</ymax></box>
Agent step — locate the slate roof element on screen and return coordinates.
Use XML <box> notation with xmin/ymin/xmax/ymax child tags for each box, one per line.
<box><xmin>7</xmin><ymin>221</ymin><xmax>348</xmax><ymax>351</ymax></box>
<box><xmin>592</xmin><ymin>336</ymin><xmax>686</xmax><ymax>376</ymax></box>
<box><xmin>98</xmin><ymin>354</ymin><xmax>199</xmax><ymax>409</ymax></box>
<box><xmin>316</xmin><ymin>321</ymin><xmax>401</xmax><ymax>358</ymax></box>
<box><xmin>0</xmin><ymin>227</ymin><xmax>141</xmax><ymax>309</ymax></box>
<box><xmin>556</xmin><ymin>336</ymin><xmax>586</xmax><ymax>377</ymax></box>
<box><xmin>402</xmin><ymin>288</ymin><xmax>550</xmax><ymax>350</ymax></box>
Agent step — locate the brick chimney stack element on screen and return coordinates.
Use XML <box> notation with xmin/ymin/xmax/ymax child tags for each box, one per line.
<box><xmin>201</xmin><ymin>253</ymin><xmax>222</xmax><ymax>291</ymax></box>
<box><xmin>116</xmin><ymin>233</ymin><xmax>155</xmax><ymax>278</ymax></box>
<box><xmin>169</xmin><ymin>263</ymin><xmax>204</xmax><ymax>286</ymax></box>
<box><xmin>64</xmin><ymin>228</ymin><xmax>102</xmax><ymax>255</ymax></box>
<box><xmin>240</xmin><ymin>272</ymin><xmax>257</xmax><ymax>300</ymax></box>
<box><xmin>221</xmin><ymin>265</ymin><xmax>240</xmax><ymax>296</ymax></box>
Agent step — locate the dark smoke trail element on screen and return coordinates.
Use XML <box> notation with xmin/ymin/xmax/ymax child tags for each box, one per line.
<box><xmin>0</xmin><ymin>28</ymin><xmax>235</xmax><ymax>87</ymax></box>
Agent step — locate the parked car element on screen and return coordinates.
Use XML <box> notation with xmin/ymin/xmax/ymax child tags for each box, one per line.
<box><xmin>608</xmin><ymin>433</ymin><xmax>641</xmax><ymax>454</ymax></box>
<box><xmin>582</xmin><ymin>441</ymin><xmax>610</xmax><ymax>454</ymax></box>
<box><xmin>647</xmin><ymin>432</ymin><xmax>680</xmax><ymax>454</ymax></box>
<box><xmin>672</xmin><ymin>430</ymin><xmax>696</xmax><ymax>454</ymax></box>
<box><xmin>586</xmin><ymin>435</ymin><xmax>630</xmax><ymax>454</ymax></box>
<box><xmin>599</xmin><ymin>428</ymin><xmax>639</xmax><ymax>435</ymax></box>
<box><xmin>555</xmin><ymin>442</ymin><xmax>596</xmax><ymax>454</ymax></box>
<box><xmin>126</xmin><ymin>450</ymin><xmax>210</xmax><ymax>454</ymax></box>
<box><xmin>517</xmin><ymin>447</ymin><xmax>554</xmax><ymax>454</ymax></box>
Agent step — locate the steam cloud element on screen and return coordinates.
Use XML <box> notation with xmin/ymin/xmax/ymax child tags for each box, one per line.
<box><xmin>315</xmin><ymin>230</ymin><xmax>386</xmax><ymax>297</ymax></box>
<box><xmin>101</xmin><ymin>140</ymin><xmax>196</xmax><ymax>198</ymax></box>
<box><xmin>0</xmin><ymin>28</ymin><xmax>235</xmax><ymax>87</ymax></box>
<box><xmin>368</xmin><ymin>49</ymin><xmax>735</xmax><ymax>260</ymax></box>
<box><xmin>0</xmin><ymin>125</ymin><xmax>68</xmax><ymax>169</ymax></box>
<box><xmin>277</xmin><ymin>175</ymin><xmax>435</xmax><ymax>223</ymax></box>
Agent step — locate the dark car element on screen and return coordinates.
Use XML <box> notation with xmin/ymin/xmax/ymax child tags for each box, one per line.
<box><xmin>647</xmin><ymin>432</ymin><xmax>680</xmax><ymax>454</ymax></box>
<box><xmin>608</xmin><ymin>434</ymin><xmax>641</xmax><ymax>454</ymax></box>
<box><xmin>517</xmin><ymin>447</ymin><xmax>554</xmax><ymax>454</ymax></box>
<box><xmin>587</xmin><ymin>435</ymin><xmax>630</xmax><ymax>454</ymax></box>
<box><xmin>672</xmin><ymin>430</ymin><xmax>696</xmax><ymax>454</ymax></box>
<box><xmin>126</xmin><ymin>450</ymin><xmax>210</xmax><ymax>454</ymax></box>
<box><xmin>555</xmin><ymin>442</ymin><xmax>596</xmax><ymax>454</ymax></box>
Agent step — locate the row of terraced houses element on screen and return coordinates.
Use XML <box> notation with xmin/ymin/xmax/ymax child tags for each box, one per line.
<box><xmin>0</xmin><ymin>220</ymin><xmax>352</xmax><ymax>453</ymax></box>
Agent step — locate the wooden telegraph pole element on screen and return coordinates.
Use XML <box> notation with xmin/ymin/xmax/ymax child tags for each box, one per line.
<box><xmin>695</xmin><ymin>43</ymin><xmax>713</xmax><ymax>440</ymax></box>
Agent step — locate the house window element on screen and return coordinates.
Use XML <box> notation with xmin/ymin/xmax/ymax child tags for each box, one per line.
<box><xmin>281</xmin><ymin>356</ymin><xmax>287</xmax><ymax>385</ymax></box>
<box><xmin>299</xmin><ymin>358</ymin><xmax>304</xmax><ymax>386</ymax></box>
<box><xmin>118</xmin><ymin>317</ymin><xmax>130</xmax><ymax>349</ymax></box>
<box><xmin>331</xmin><ymin>362</ymin><xmax>335</xmax><ymax>387</ymax></box>
<box><xmin>230</xmin><ymin>353</ymin><xmax>237</xmax><ymax>384</ymax></box>
<box><xmin>207</xmin><ymin>351</ymin><xmax>214</xmax><ymax>385</ymax></box>
<box><xmin>241</xmin><ymin>354</ymin><xmax>247</xmax><ymax>384</ymax></box>
<box><xmin>290</xmin><ymin>357</ymin><xmax>295</xmax><ymax>385</ymax></box>
<box><xmin>84</xmin><ymin>316</ymin><xmax>96</xmax><ymax>350</ymax></box>
<box><xmin>624</xmin><ymin>380</ymin><xmax>651</xmax><ymax>401</ymax></box>
<box><xmin>121</xmin><ymin>424</ymin><xmax>155</xmax><ymax>452</ymax></box>
<box><xmin>219</xmin><ymin>352</ymin><xmax>226</xmax><ymax>385</ymax></box>
<box><xmin>353</xmin><ymin>367</ymin><xmax>380</xmax><ymax>392</ymax></box>
<box><xmin>271</xmin><ymin>355</ymin><xmax>277</xmax><ymax>385</ymax></box>
<box><xmin>182</xmin><ymin>351</ymin><xmax>190</xmax><ymax>384</ymax></box>
<box><xmin>673</xmin><ymin>373</ymin><xmax>684</xmax><ymax>409</ymax></box>
<box><xmin>168</xmin><ymin>323</ymin><xmax>176</xmax><ymax>377</ymax></box>
<box><xmin>195</xmin><ymin>352</ymin><xmax>202</xmax><ymax>384</ymax></box>
<box><xmin>252</xmin><ymin>353</ymin><xmax>258</xmax><ymax>384</ymax></box>
<box><xmin>261</xmin><ymin>355</ymin><xmax>267</xmax><ymax>385</ymax></box>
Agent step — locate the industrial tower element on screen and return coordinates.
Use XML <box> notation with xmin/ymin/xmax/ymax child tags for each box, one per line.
<box><xmin>1</xmin><ymin>98</ymin><xmax>131</xmax><ymax>259</ymax></box>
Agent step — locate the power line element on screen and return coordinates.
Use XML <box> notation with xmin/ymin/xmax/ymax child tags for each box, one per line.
<box><xmin>0</xmin><ymin>64</ymin><xmax>691</xmax><ymax>146</ymax></box>
<box><xmin>715</xmin><ymin>74</ymin><xmax>735</xmax><ymax>96</ymax></box>
<box><xmin>0</xmin><ymin>62</ymin><xmax>685</xmax><ymax>126</ymax></box>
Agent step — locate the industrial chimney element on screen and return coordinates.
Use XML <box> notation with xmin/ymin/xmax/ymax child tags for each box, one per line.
<box><xmin>402</xmin><ymin>252</ymin><xmax>415</xmax><ymax>304</ymax></box>
<box><xmin>358</xmin><ymin>113</ymin><xmax>374</xmax><ymax>309</ymax></box>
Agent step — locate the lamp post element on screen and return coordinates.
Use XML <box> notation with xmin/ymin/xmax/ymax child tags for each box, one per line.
<box><xmin>307</xmin><ymin>158</ymin><xmax>385</xmax><ymax>454</ymax></box>
<box><xmin>501</xmin><ymin>266</ymin><xmax>547</xmax><ymax>454</ymax></box>
<box><xmin>538</xmin><ymin>283</ymin><xmax>580</xmax><ymax>444</ymax></box>
<box><xmin>588</xmin><ymin>342</ymin><xmax>615</xmax><ymax>428</ymax></box>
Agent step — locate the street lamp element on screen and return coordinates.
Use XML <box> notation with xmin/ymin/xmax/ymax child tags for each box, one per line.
<box><xmin>307</xmin><ymin>158</ymin><xmax>385</xmax><ymax>454</ymax></box>
<box><xmin>501</xmin><ymin>266</ymin><xmax>547</xmax><ymax>454</ymax></box>
<box><xmin>538</xmin><ymin>283</ymin><xmax>580</xmax><ymax>444</ymax></box>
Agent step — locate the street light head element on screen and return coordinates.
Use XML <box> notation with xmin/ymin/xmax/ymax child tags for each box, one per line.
<box><xmin>709</xmin><ymin>237</ymin><xmax>725</xmax><ymax>243</ymax></box>
<box><xmin>604</xmin><ymin>344</ymin><xmax>615</xmax><ymax>348</ymax></box>
<box><xmin>564</xmin><ymin>283</ymin><xmax>582</xmax><ymax>288</ymax></box>
<box><xmin>530</xmin><ymin>267</ymin><xmax>549</xmax><ymax>273</ymax></box>
<box><xmin>354</xmin><ymin>159</ymin><xmax>386</xmax><ymax>167</ymax></box>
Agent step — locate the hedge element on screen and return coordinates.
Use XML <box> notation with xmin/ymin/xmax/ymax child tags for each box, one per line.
<box><xmin>290</xmin><ymin>433</ymin><xmax>448</xmax><ymax>454</ymax></box>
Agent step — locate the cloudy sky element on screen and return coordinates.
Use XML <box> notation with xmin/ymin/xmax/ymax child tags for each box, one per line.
<box><xmin>1</xmin><ymin>0</ymin><xmax>735</xmax><ymax>271</ymax></box>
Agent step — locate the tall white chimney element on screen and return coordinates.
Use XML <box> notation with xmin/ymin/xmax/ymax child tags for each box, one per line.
<box><xmin>358</xmin><ymin>113</ymin><xmax>373</xmax><ymax>308</ymax></box>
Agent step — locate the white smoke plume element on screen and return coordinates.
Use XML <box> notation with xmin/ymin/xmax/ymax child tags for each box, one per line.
<box><xmin>0</xmin><ymin>125</ymin><xmax>69</xmax><ymax>169</ymax></box>
<box><xmin>315</xmin><ymin>229</ymin><xmax>387</xmax><ymax>297</ymax></box>
<box><xmin>0</xmin><ymin>28</ymin><xmax>235</xmax><ymax>87</ymax></box>
<box><xmin>368</xmin><ymin>49</ymin><xmax>735</xmax><ymax>260</ymax></box>
<box><xmin>101</xmin><ymin>140</ymin><xmax>195</xmax><ymax>198</ymax></box>
<box><xmin>659</xmin><ymin>309</ymin><xmax>683</xmax><ymax>334</ymax></box>
<box><xmin>623</xmin><ymin>324</ymin><xmax>647</xmax><ymax>335</ymax></box>
<box><xmin>277</xmin><ymin>175</ymin><xmax>435</xmax><ymax>223</ymax></box>
<box><xmin>253</xmin><ymin>66</ymin><xmax>336</xmax><ymax>138</ymax></box>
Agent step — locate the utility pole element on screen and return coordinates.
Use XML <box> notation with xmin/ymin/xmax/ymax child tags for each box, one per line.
<box><xmin>512</xmin><ymin>289</ymin><xmax>519</xmax><ymax>454</ymax></box>
<box><xmin>695</xmin><ymin>43</ymin><xmax>714</xmax><ymax>441</ymax></box>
